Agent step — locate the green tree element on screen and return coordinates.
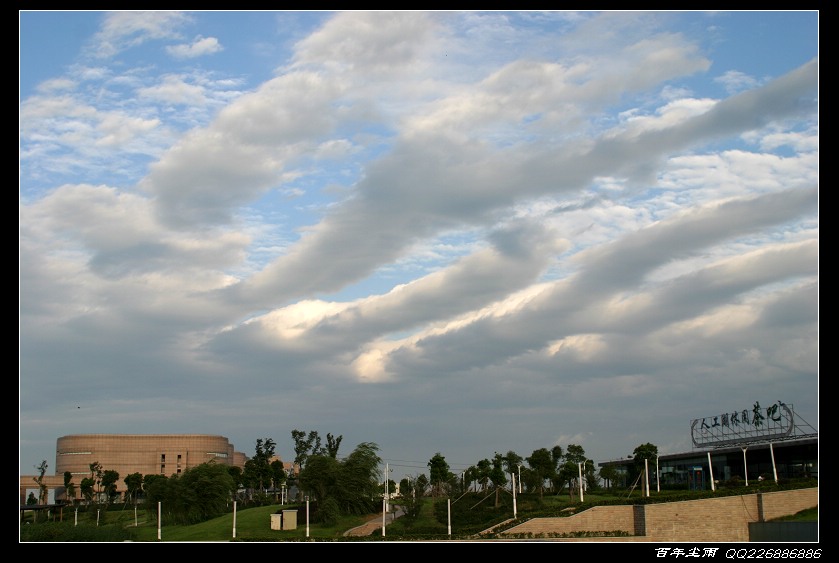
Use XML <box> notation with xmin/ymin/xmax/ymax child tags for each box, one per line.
<box><xmin>88</xmin><ymin>461</ymin><xmax>104</xmax><ymax>504</ymax></box>
<box><xmin>143</xmin><ymin>473</ymin><xmax>167</xmax><ymax>491</ymax></box>
<box><xmin>102</xmin><ymin>469</ymin><xmax>120</xmax><ymax>502</ymax></box>
<box><xmin>561</xmin><ymin>444</ymin><xmax>588</xmax><ymax>495</ymax></box>
<box><xmin>427</xmin><ymin>452</ymin><xmax>451</xmax><ymax>497</ymax></box>
<box><xmin>464</xmin><ymin>465</ymin><xmax>479</xmax><ymax>492</ymax></box>
<box><xmin>296</xmin><ymin>441</ymin><xmax>381</xmax><ymax>524</ymax></box>
<box><xmin>526</xmin><ymin>448</ymin><xmax>555</xmax><ymax>498</ymax></box>
<box><xmin>299</xmin><ymin>454</ymin><xmax>340</xmax><ymax>503</ymax></box>
<box><xmin>584</xmin><ymin>460</ymin><xmax>599</xmax><ymax>491</ymax></box>
<box><xmin>557</xmin><ymin>461</ymin><xmax>581</xmax><ymax>498</ymax></box>
<box><xmin>414</xmin><ymin>473</ymin><xmax>429</xmax><ymax>496</ymax></box>
<box><xmin>63</xmin><ymin>471</ymin><xmax>77</xmax><ymax>505</ymax></box>
<box><xmin>141</xmin><ymin>474</ymin><xmax>168</xmax><ymax>512</ymax></box>
<box><xmin>227</xmin><ymin>465</ymin><xmax>243</xmax><ymax>492</ymax></box>
<box><xmin>476</xmin><ymin>458</ymin><xmax>492</xmax><ymax>492</ymax></box>
<box><xmin>503</xmin><ymin>450</ymin><xmax>523</xmax><ymax>492</ymax></box>
<box><xmin>123</xmin><ymin>472</ymin><xmax>143</xmax><ymax>505</ymax></box>
<box><xmin>631</xmin><ymin>443</ymin><xmax>658</xmax><ymax>487</ymax></box>
<box><xmin>334</xmin><ymin>442</ymin><xmax>380</xmax><ymax>514</ymax></box>
<box><xmin>598</xmin><ymin>463</ymin><xmax>621</xmax><ymax>490</ymax></box>
<box><xmin>565</xmin><ymin>444</ymin><xmax>585</xmax><ymax>464</ymax></box>
<box><xmin>385</xmin><ymin>476</ymin><xmax>397</xmax><ymax>497</ymax></box>
<box><xmin>291</xmin><ymin>429</ymin><xmax>325</xmax><ymax>497</ymax></box>
<box><xmin>80</xmin><ymin>477</ymin><xmax>95</xmax><ymax>504</ymax></box>
<box><xmin>243</xmin><ymin>437</ymin><xmax>276</xmax><ymax>495</ymax></box>
<box><xmin>324</xmin><ymin>433</ymin><xmax>343</xmax><ymax>458</ymax></box>
<box><xmin>443</xmin><ymin>472</ymin><xmax>459</xmax><ymax>496</ymax></box>
<box><xmin>490</xmin><ymin>453</ymin><xmax>508</xmax><ymax>507</ymax></box>
<box><xmin>291</xmin><ymin>429</ymin><xmax>322</xmax><ymax>470</ymax></box>
<box><xmin>270</xmin><ymin>459</ymin><xmax>287</xmax><ymax>500</ymax></box>
<box><xmin>632</xmin><ymin>442</ymin><xmax>658</xmax><ymax>463</ymax></box>
<box><xmin>33</xmin><ymin>460</ymin><xmax>48</xmax><ymax>505</ymax></box>
<box><xmin>399</xmin><ymin>477</ymin><xmax>413</xmax><ymax>496</ymax></box>
<box><xmin>398</xmin><ymin>474</ymin><xmax>425</xmax><ymax>525</ymax></box>
<box><xmin>144</xmin><ymin>462</ymin><xmax>235</xmax><ymax>525</ymax></box>
<box><xmin>178</xmin><ymin>461</ymin><xmax>237</xmax><ymax>522</ymax></box>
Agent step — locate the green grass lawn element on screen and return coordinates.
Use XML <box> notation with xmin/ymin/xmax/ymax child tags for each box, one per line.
<box><xmin>127</xmin><ymin>504</ymin><xmax>379</xmax><ymax>542</ymax></box>
<box><xmin>768</xmin><ymin>507</ymin><xmax>818</xmax><ymax>522</ymax></box>
<box><xmin>20</xmin><ymin>483</ymin><xmax>817</xmax><ymax>542</ymax></box>
<box><xmin>20</xmin><ymin>503</ymin><xmax>378</xmax><ymax>542</ymax></box>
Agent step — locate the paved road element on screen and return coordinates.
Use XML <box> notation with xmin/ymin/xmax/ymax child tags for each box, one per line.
<box><xmin>343</xmin><ymin>507</ymin><xmax>405</xmax><ymax>537</ymax></box>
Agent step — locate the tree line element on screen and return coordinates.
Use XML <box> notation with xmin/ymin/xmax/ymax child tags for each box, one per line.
<box><xmin>413</xmin><ymin>442</ymin><xmax>658</xmax><ymax>506</ymax></box>
<box><xmin>31</xmin><ymin>430</ymin><xmax>658</xmax><ymax>526</ymax></box>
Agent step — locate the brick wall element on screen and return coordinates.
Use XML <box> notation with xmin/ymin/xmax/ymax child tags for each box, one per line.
<box><xmin>498</xmin><ymin>488</ymin><xmax>817</xmax><ymax>542</ymax></box>
<box><xmin>500</xmin><ymin>505</ymin><xmax>636</xmax><ymax>538</ymax></box>
<box><xmin>760</xmin><ymin>488</ymin><xmax>818</xmax><ymax>522</ymax></box>
<box><xmin>644</xmin><ymin>494</ymin><xmax>758</xmax><ymax>542</ymax></box>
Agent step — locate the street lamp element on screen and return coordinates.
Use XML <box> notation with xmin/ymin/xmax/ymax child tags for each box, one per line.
<box><xmin>742</xmin><ymin>447</ymin><xmax>749</xmax><ymax>486</ymax></box>
<box><xmin>517</xmin><ymin>464</ymin><xmax>522</xmax><ymax>494</ymax></box>
<box><xmin>382</xmin><ymin>463</ymin><xmax>392</xmax><ymax>537</ymax></box>
<box><xmin>512</xmin><ymin>472</ymin><xmax>517</xmax><ymax>518</ymax></box>
<box><xmin>578</xmin><ymin>462</ymin><xmax>584</xmax><ymax>502</ymax></box>
<box><xmin>656</xmin><ymin>455</ymin><xmax>660</xmax><ymax>493</ymax></box>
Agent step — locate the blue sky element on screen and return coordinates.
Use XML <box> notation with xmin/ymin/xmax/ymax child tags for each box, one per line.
<box><xmin>20</xmin><ymin>11</ymin><xmax>818</xmax><ymax>483</ymax></box>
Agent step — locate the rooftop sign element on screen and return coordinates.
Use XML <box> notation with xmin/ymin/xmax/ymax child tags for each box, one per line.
<box><xmin>690</xmin><ymin>400</ymin><xmax>794</xmax><ymax>448</ymax></box>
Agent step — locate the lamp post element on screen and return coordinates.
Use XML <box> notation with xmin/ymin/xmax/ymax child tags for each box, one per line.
<box><xmin>517</xmin><ymin>464</ymin><xmax>522</xmax><ymax>494</ymax></box>
<box><xmin>512</xmin><ymin>472</ymin><xmax>517</xmax><ymax>518</ymax></box>
<box><xmin>382</xmin><ymin>463</ymin><xmax>392</xmax><ymax>537</ymax></box>
<box><xmin>578</xmin><ymin>462</ymin><xmax>584</xmax><ymax>502</ymax></box>
<box><xmin>656</xmin><ymin>455</ymin><xmax>660</xmax><ymax>493</ymax></box>
<box><xmin>382</xmin><ymin>465</ymin><xmax>387</xmax><ymax>537</ymax></box>
<box><xmin>707</xmin><ymin>451</ymin><xmax>716</xmax><ymax>492</ymax></box>
<box><xmin>742</xmin><ymin>447</ymin><xmax>749</xmax><ymax>486</ymax></box>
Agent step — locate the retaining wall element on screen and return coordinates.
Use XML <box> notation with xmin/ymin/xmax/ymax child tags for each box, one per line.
<box><xmin>498</xmin><ymin>488</ymin><xmax>817</xmax><ymax>542</ymax></box>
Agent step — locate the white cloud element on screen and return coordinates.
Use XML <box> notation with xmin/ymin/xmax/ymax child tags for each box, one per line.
<box><xmin>35</xmin><ymin>77</ymin><xmax>77</xmax><ymax>93</ymax></box>
<box><xmin>138</xmin><ymin>74</ymin><xmax>209</xmax><ymax>105</ymax></box>
<box><xmin>292</xmin><ymin>11</ymin><xmax>436</xmax><ymax>75</ymax></box>
<box><xmin>89</xmin><ymin>11</ymin><xmax>192</xmax><ymax>58</ymax></box>
<box><xmin>714</xmin><ymin>69</ymin><xmax>761</xmax><ymax>94</ymax></box>
<box><xmin>19</xmin><ymin>12</ymin><xmax>818</xmax><ymax>479</ymax></box>
<box><xmin>95</xmin><ymin>113</ymin><xmax>160</xmax><ymax>147</ymax></box>
<box><xmin>166</xmin><ymin>35</ymin><xmax>223</xmax><ymax>59</ymax></box>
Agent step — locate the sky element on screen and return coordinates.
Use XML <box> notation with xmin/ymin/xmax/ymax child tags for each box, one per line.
<box><xmin>19</xmin><ymin>10</ymin><xmax>818</xmax><ymax>483</ymax></box>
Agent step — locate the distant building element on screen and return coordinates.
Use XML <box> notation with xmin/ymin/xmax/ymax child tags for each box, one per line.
<box><xmin>20</xmin><ymin>434</ymin><xmax>249</xmax><ymax>504</ymax></box>
<box><xmin>599</xmin><ymin>436</ymin><xmax>817</xmax><ymax>491</ymax></box>
<box><xmin>599</xmin><ymin>401</ymin><xmax>818</xmax><ymax>491</ymax></box>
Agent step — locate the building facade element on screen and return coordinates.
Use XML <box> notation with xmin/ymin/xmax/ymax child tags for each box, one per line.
<box><xmin>599</xmin><ymin>401</ymin><xmax>818</xmax><ymax>491</ymax></box>
<box><xmin>600</xmin><ymin>437</ymin><xmax>817</xmax><ymax>491</ymax></box>
<box><xmin>20</xmin><ymin>434</ymin><xmax>248</xmax><ymax>504</ymax></box>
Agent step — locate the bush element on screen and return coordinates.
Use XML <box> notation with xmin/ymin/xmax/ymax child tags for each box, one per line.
<box><xmin>20</xmin><ymin>522</ymin><xmax>137</xmax><ymax>542</ymax></box>
<box><xmin>314</xmin><ymin>498</ymin><xmax>340</xmax><ymax>526</ymax></box>
<box><xmin>723</xmin><ymin>476</ymin><xmax>743</xmax><ymax>488</ymax></box>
